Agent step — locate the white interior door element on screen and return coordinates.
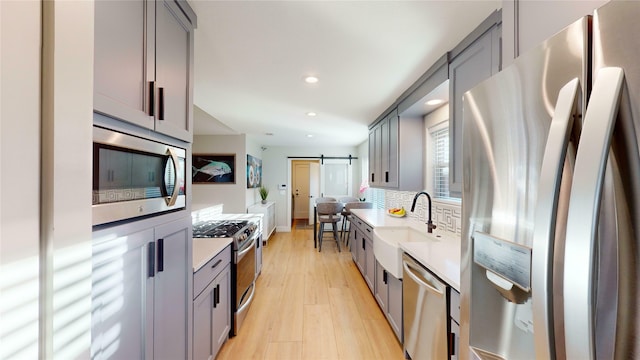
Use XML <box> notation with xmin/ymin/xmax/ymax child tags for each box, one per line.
<box><xmin>320</xmin><ymin>159</ymin><xmax>352</xmax><ymax>199</ymax></box>
<box><xmin>308</xmin><ymin>162</ymin><xmax>320</xmax><ymax>225</ymax></box>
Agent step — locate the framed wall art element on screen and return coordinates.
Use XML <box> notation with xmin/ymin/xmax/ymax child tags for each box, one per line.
<box><xmin>192</xmin><ymin>154</ymin><xmax>236</xmax><ymax>184</ymax></box>
<box><xmin>246</xmin><ymin>154</ymin><xmax>262</xmax><ymax>188</ymax></box>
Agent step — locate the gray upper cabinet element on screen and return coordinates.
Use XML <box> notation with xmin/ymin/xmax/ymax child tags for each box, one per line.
<box><xmin>449</xmin><ymin>18</ymin><xmax>501</xmax><ymax>196</ymax></box>
<box><xmin>368</xmin><ymin>109</ymin><xmax>423</xmax><ymax>191</ymax></box>
<box><xmin>369</xmin><ymin>123</ymin><xmax>382</xmax><ymax>187</ymax></box>
<box><xmin>94</xmin><ymin>0</ymin><xmax>196</xmax><ymax>142</ymax></box>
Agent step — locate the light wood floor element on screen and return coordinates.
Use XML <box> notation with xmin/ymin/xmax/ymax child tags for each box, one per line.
<box><xmin>216</xmin><ymin>220</ymin><xmax>405</xmax><ymax>360</ymax></box>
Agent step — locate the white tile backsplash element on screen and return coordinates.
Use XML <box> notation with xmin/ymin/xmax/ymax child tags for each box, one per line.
<box><xmin>385</xmin><ymin>190</ymin><xmax>461</xmax><ymax>236</ymax></box>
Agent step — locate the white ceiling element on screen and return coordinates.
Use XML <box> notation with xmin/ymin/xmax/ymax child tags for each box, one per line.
<box><xmin>191</xmin><ymin>0</ymin><xmax>501</xmax><ymax>147</ymax></box>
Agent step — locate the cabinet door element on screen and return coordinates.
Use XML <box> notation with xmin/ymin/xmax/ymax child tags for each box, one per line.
<box><xmin>193</xmin><ymin>286</ymin><xmax>214</xmax><ymax>360</ymax></box>
<box><xmin>155</xmin><ymin>0</ymin><xmax>194</xmax><ymax>142</ymax></box>
<box><xmin>369</xmin><ymin>123</ymin><xmax>383</xmax><ymax>187</ymax></box>
<box><xmin>94</xmin><ymin>0</ymin><xmax>154</xmax><ymax>129</ymax></box>
<box><xmin>356</xmin><ymin>233</ymin><xmax>366</xmax><ymax>276</ymax></box>
<box><xmin>374</xmin><ymin>261</ymin><xmax>388</xmax><ymax>313</ymax></box>
<box><xmin>368</xmin><ymin>129</ymin><xmax>377</xmax><ymax>186</ymax></box>
<box><xmin>349</xmin><ymin>226</ymin><xmax>358</xmax><ymax>262</ymax></box>
<box><xmin>212</xmin><ymin>265</ymin><xmax>231</xmax><ymax>357</ymax></box>
<box><xmin>268</xmin><ymin>204</ymin><xmax>276</xmax><ymax>236</ymax></box>
<box><xmin>364</xmin><ymin>235</ymin><xmax>375</xmax><ymax>292</ymax></box>
<box><xmin>449</xmin><ymin>26</ymin><xmax>499</xmax><ymax>196</ymax></box>
<box><xmin>387</xmin><ymin>273</ymin><xmax>403</xmax><ymax>342</ymax></box>
<box><xmin>153</xmin><ymin>217</ymin><xmax>191</xmax><ymax>360</ymax></box>
<box><xmin>91</xmin><ymin>228</ymin><xmax>154</xmax><ymax>360</ymax></box>
<box><xmin>380</xmin><ymin>118</ymin><xmax>390</xmax><ymax>185</ymax></box>
<box><xmin>386</xmin><ymin>111</ymin><xmax>399</xmax><ymax>187</ymax></box>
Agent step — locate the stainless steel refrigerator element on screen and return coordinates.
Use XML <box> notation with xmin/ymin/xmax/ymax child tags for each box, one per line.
<box><xmin>461</xmin><ymin>2</ymin><xmax>640</xmax><ymax>359</ymax></box>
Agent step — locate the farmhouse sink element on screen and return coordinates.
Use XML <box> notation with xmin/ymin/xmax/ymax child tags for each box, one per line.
<box><xmin>373</xmin><ymin>226</ymin><xmax>440</xmax><ymax>279</ymax></box>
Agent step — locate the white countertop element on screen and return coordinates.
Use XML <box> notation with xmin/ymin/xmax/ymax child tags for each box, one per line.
<box><xmin>193</xmin><ymin>237</ymin><xmax>232</xmax><ymax>271</ymax></box>
<box><xmin>350</xmin><ymin>208</ymin><xmax>461</xmax><ymax>291</ymax></box>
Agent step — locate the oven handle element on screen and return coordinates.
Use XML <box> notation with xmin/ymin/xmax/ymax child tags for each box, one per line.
<box><xmin>165</xmin><ymin>147</ymin><xmax>180</xmax><ymax>207</ymax></box>
<box><xmin>237</xmin><ymin>236</ymin><xmax>256</xmax><ymax>262</ymax></box>
<box><xmin>237</xmin><ymin>282</ymin><xmax>256</xmax><ymax>315</ymax></box>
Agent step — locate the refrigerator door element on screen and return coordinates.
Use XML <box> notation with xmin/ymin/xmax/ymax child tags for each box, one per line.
<box><xmin>461</xmin><ymin>18</ymin><xmax>589</xmax><ymax>360</ymax></box>
<box><xmin>563</xmin><ymin>2</ymin><xmax>640</xmax><ymax>358</ymax></box>
<box><xmin>564</xmin><ymin>67</ymin><xmax>624</xmax><ymax>360</ymax></box>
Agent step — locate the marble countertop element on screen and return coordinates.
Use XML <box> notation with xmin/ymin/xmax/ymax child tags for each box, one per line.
<box><xmin>350</xmin><ymin>208</ymin><xmax>461</xmax><ymax>291</ymax></box>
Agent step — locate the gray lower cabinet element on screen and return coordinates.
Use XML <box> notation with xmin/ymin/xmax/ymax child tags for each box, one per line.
<box><xmin>375</xmin><ymin>261</ymin><xmax>403</xmax><ymax>342</ymax></box>
<box><xmin>387</xmin><ymin>272</ymin><xmax>403</xmax><ymax>342</ymax></box>
<box><xmin>449</xmin><ymin>23</ymin><xmax>501</xmax><ymax>196</ymax></box>
<box><xmin>350</xmin><ymin>215</ymin><xmax>404</xmax><ymax>344</ymax></box>
<box><xmin>363</xmin><ymin>234</ymin><xmax>375</xmax><ymax>292</ymax></box>
<box><xmin>350</xmin><ymin>215</ymin><xmax>375</xmax><ymax>294</ymax></box>
<box><xmin>449</xmin><ymin>288</ymin><xmax>461</xmax><ymax>360</ymax></box>
<box><xmin>193</xmin><ymin>245</ymin><xmax>231</xmax><ymax>360</ymax></box>
<box><xmin>91</xmin><ymin>216</ymin><xmax>192</xmax><ymax>360</ymax></box>
<box><xmin>94</xmin><ymin>0</ymin><xmax>196</xmax><ymax>142</ymax></box>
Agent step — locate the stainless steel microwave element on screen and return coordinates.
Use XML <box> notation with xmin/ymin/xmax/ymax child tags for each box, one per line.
<box><xmin>92</xmin><ymin>126</ymin><xmax>186</xmax><ymax>226</ymax></box>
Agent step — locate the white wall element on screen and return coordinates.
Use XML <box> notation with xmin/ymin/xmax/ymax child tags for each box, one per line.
<box><xmin>245</xmin><ymin>136</ymin><xmax>264</xmax><ymax>209</ymax></box>
<box><xmin>0</xmin><ymin>2</ymin><xmax>41</xmax><ymax>357</ymax></box>
<box><xmin>262</xmin><ymin>145</ymin><xmax>360</xmax><ymax>231</ymax></box>
<box><xmin>41</xmin><ymin>1</ymin><xmax>94</xmax><ymax>357</ymax></box>
<box><xmin>502</xmin><ymin>0</ymin><xmax>609</xmax><ymax>66</ymax></box>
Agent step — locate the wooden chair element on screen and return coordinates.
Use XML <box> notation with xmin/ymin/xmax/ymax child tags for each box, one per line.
<box><xmin>342</xmin><ymin>202</ymin><xmax>373</xmax><ymax>245</ymax></box>
<box><xmin>316</xmin><ymin>201</ymin><xmax>344</xmax><ymax>252</ymax></box>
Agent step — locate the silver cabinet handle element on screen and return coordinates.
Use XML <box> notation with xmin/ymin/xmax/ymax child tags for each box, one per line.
<box><xmin>403</xmin><ymin>260</ymin><xmax>444</xmax><ymax>296</ymax></box>
<box><xmin>531</xmin><ymin>78</ymin><xmax>579</xmax><ymax>359</ymax></box>
<box><xmin>563</xmin><ymin>67</ymin><xmax>624</xmax><ymax>360</ymax></box>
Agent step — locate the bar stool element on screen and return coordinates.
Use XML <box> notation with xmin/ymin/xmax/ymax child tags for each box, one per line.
<box><xmin>338</xmin><ymin>197</ymin><xmax>360</xmax><ymax>241</ymax></box>
<box><xmin>342</xmin><ymin>202</ymin><xmax>373</xmax><ymax>246</ymax></box>
<box><xmin>316</xmin><ymin>201</ymin><xmax>344</xmax><ymax>252</ymax></box>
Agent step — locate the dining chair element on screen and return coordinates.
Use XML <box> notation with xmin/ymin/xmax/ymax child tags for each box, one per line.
<box><xmin>316</xmin><ymin>201</ymin><xmax>344</xmax><ymax>252</ymax></box>
<box><xmin>337</xmin><ymin>197</ymin><xmax>359</xmax><ymax>240</ymax></box>
<box><xmin>338</xmin><ymin>196</ymin><xmax>359</xmax><ymax>204</ymax></box>
<box><xmin>342</xmin><ymin>202</ymin><xmax>373</xmax><ymax>246</ymax></box>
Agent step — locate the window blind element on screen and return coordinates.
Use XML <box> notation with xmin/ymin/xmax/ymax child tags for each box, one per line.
<box><xmin>431</xmin><ymin>126</ymin><xmax>450</xmax><ymax>198</ymax></box>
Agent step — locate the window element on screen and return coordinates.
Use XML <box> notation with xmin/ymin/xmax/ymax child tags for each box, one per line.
<box><xmin>429</xmin><ymin>122</ymin><xmax>451</xmax><ymax>199</ymax></box>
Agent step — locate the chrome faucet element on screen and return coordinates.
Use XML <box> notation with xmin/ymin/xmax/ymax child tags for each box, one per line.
<box><xmin>411</xmin><ymin>191</ymin><xmax>437</xmax><ymax>233</ymax></box>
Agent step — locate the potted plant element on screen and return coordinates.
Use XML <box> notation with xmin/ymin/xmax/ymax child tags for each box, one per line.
<box><xmin>259</xmin><ymin>185</ymin><xmax>269</xmax><ymax>204</ymax></box>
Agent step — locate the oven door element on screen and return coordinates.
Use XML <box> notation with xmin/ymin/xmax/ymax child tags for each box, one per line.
<box><xmin>235</xmin><ymin>235</ymin><xmax>256</xmax><ymax>334</ymax></box>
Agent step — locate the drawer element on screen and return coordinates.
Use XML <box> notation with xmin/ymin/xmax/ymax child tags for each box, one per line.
<box><xmin>362</xmin><ymin>222</ymin><xmax>373</xmax><ymax>238</ymax></box>
<box><xmin>194</xmin><ymin>245</ymin><xmax>231</xmax><ymax>299</ymax></box>
<box><xmin>450</xmin><ymin>288</ymin><xmax>461</xmax><ymax>324</ymax></box>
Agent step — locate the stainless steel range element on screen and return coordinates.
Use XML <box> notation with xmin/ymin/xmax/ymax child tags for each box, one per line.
<box><xmin>193</xmin><ymin>219</ymin><xmax>259</xmax><ymax>336</ymax></box>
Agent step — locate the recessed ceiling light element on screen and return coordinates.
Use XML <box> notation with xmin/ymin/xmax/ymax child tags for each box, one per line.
<box><xmin>306</xmin><ymin>134</ymin><xmax>314</xmax><ymax>138</ymax></box>
<box><xmin>304</xmin><ymin>76</ymin><xmax>319</xmax><ymax>84</ymax></box>
<box><xmin>306</xmin><ymin>112</ymin><xmax>317</xmax><ymax>117</ymax></box>
<box><xmin>426</xmin><ymin>99</ymin><xmax>444</xmax><ymax>106</ymax></box>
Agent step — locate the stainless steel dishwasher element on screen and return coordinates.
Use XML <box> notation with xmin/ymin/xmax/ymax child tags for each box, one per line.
<box><xmin>403</xmin><ymin>253</ymin><xmax>448</xmax><ymax>359</ymax></box>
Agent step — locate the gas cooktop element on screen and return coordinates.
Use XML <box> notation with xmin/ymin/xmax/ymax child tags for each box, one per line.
<box><xmin>192</xmin><ymin>220</ymin><xmax>250</xmax><ymax>238</ymax></box>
